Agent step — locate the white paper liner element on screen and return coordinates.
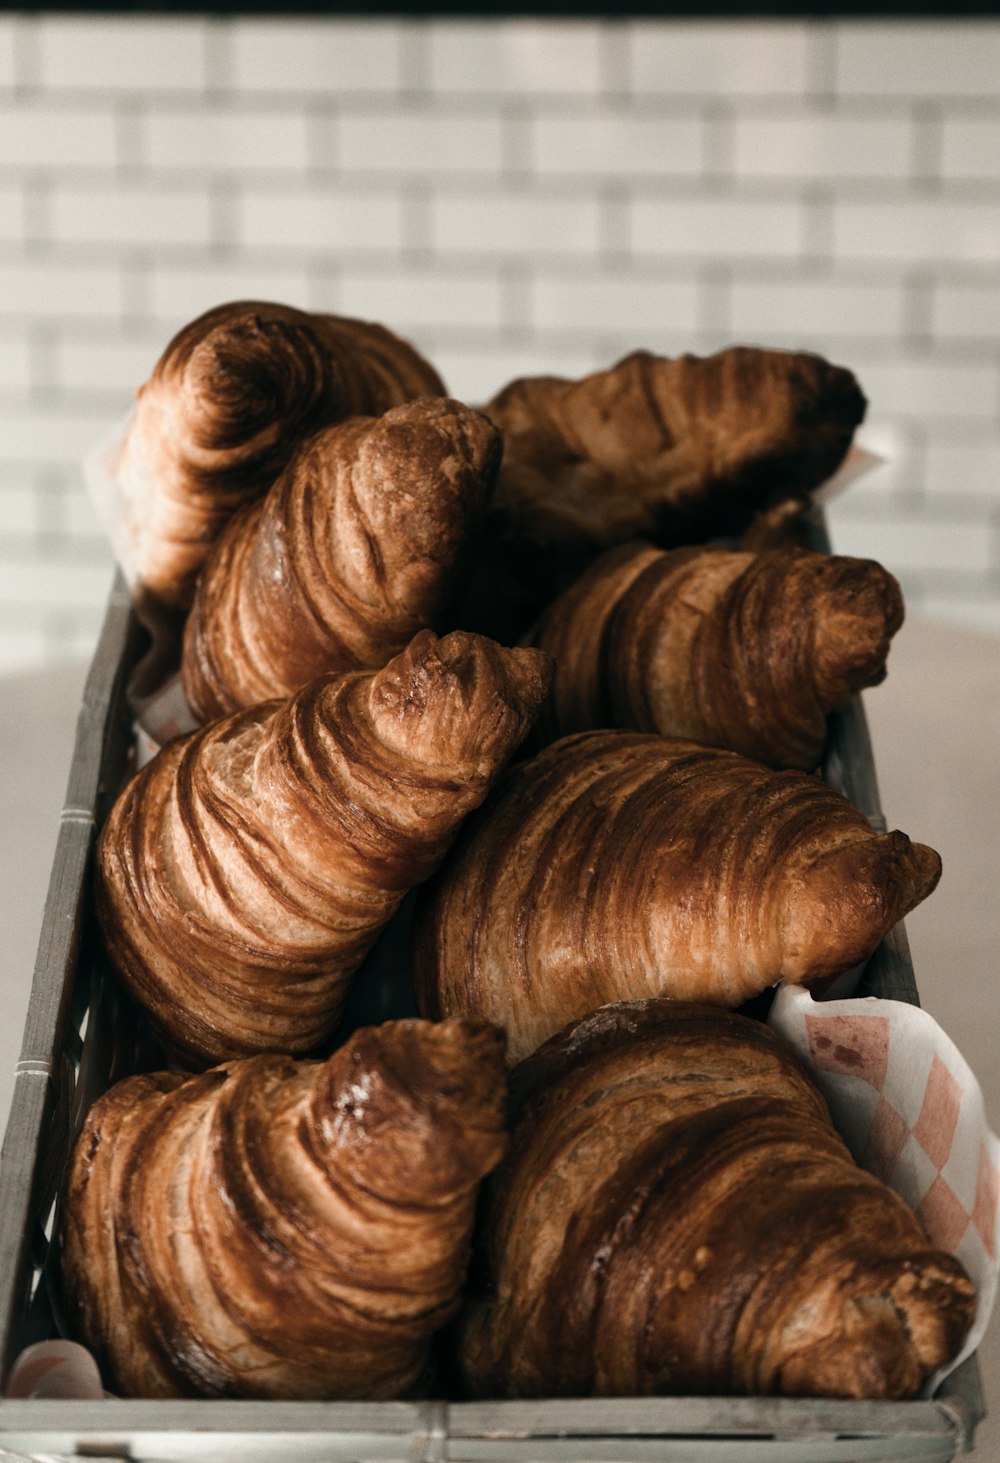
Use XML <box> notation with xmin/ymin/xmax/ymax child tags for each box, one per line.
<box><xmin>812</xmin><ymin>443</ymin><xmax>886</xmax><ymax>504</ymax></box>
<box><xmin>4</xmin><ymin>1340</ymin><xmax>107</xmax><ymax>1400</ymax></box>
<box><xmin>769</xmin><ymin>982</ymin><xmax>1000</xmax><ymax>1393</ymax></box>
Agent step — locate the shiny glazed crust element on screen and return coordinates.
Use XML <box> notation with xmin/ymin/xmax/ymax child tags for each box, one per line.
<box><xmin>460</xmin><ymin>1000</ymin><xmax>975</xmax><ymax>1401</ymax></box>
<box><xmin>96</xmin><ymin>629</ymin><xmax>552</xmax><ymax>1067</ymax></box>
<box><xmin>117</xmin><ymin>301</ymin><xmax>445</xmax><ymax>608</ymax></box>
<box><xmin>412</xmin><ymin>732</ymin><xmax>942</xmax><ymax>1062</ymax></box>
<box><xmin>61</xmin><ymin>1018</ymin><xmax>508</xmax><ymax>1399</ymax></box>
<box><xmin>527</xmin><ymin>541</ymin><xmax>904</xmax><ymax>770</ymax></box>
<box><xmin>181</xmin><ymin>398</ymin><xmax>502</xmax><ymax>722</ymax></box>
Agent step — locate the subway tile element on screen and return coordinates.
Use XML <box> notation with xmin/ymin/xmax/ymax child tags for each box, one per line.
<box><xmin>729</xmin><ymin>277</ymin><xmax>906</xmax><ymax>342</ymax></box>
<box><xmin>832</xmin><ymin>199</ymin><xmax>1000</xmax><ymax>265</ymax></box>
<box><xmin>332</xmin><ymin>266</ymin><xmax>504</xmax><ymax>332</ymax></box>
<box><xmin>0</xmin><ymin>406</ymin><xmax>120</xmax><ymax>465</ymax></box>
<box><xmin>835</xmin><ymin>22</ymin><xmax>1000</xmax><ymax>98</ymax></box>
<box><xmin>54</xmin><ymin>339</ymin><xmax>161</xmax><ymax>399</ymax></box>
<box><xmin>531</xmin><ymin>114</ymin><xmax>705</xmax><ymax>179</ymax></box>
<box><xmin>334</xmin><ymin>110</ymin><xmax>504</xmax><ymax>178</ymax></box>
<box><xmin>0</xmin><ymin>185</ymin><xmax>25</xmax><ymax>243</ymax></box>
<box><xmin>429</xmin><ymin>21</ymin><xmax>603</xmax><ymax>97</ymax></box>
<box><xmin>0</xmin><ymin>482</ymin><xmax>41</xmax><ymax>534</ymax></box>
<box><xmin>850</xmin><ymin>357</ymin><xmax>999</xmax><ymax>421</ymax></box>
<box><xmin>56</xmin><ymin>482</ymin><xmax>108</xmax><ymax>538</ymax></box>
<box><xmin>530</xmin><ymin>271</ymin><xmax>701</xmax><ymax>335</ymax></box>
<box><xmin>0</xmin><ymin>262</ymin><xmax>123</xmax><ymax>320</ymax></box>
<box><xmin>142</xmin><ymin>107</ymin><xmax>310</xmax><ymax>174</ymax></box>
<box><xmin>733</xmin><ymin>111</ymin><xmax>913</xmax><ymax>181</ymax></box>
<box><xmin>38</xmin><ymin>17</ymin><xmax>209</xmax><ymax>93</ymax></box>
<box><xmin>940</xmin><ymin>119</ymin><xmax>1000</xmax><ymax>182</ymax></box>
<box><xmin>240</xmin><ymin>186</ymin><xmax>404</xmax><ymax>253</ymax></box>
<box><xmin>932</xmin><ymin>284</ymin><xmax>1000</xmax><ymax>342</ymax></box>
<box><xmin>824</xmin><ymin>504</ymin><xmax>994</xmax><ymax>576</ymax></box>
<box><xmin>924</xmin><ymin>439</ymin><xmax>1000</xmax><ymax>501</ymax></box>
<box><xmin>230</xmin><ymin>19</ymin><xmax>401</xmax><ymax>94</ymax></box>
<box><xmin>50</xmin><ymin>184</ymin><xmax>213</xmax><ymax>249</ymax></box>
<box><xmin>430</xmin><ymin>191</ymin><xmax>601</xmax><ymax>260</ymax></box>
<box><xmin>628</xmin><ymin>21</ymin><xmax>812</xmax><ymax>97</ymax></box>
<box><xmin>0</xmin><ymin>625</ymin><xmax>54</xmax><ymax>676</ymax></box>
<box><xmin>430</xmin><ymin>342</ymin><xmax>605</xmax><ymax>407</ymax></box>
<box><xmin>0</xmin><ymin>19</ymin><xmax>15</xmax><ymax>89</ymax></box>
<box><xmin>631</xmin><ymin>195</ymin><xmax>805</xmax><ymax>261</ymax></box>
<box><xmin>147</xmin><ymin>264</ymin><xmax>312</xmax><ymax>324</ymax></box>
<box><xmin>0</xmin><ymin>334</ymin><xmax>30</xmax><ymax>390</ymax></box>
<box><xmin>0</xmin><ymin>555</ymin><xmax>115</xmax><ymax>609</ymax></box>
<box><xmin>0</xmin><ymin>104</ymin><xmax>117</xmax><ymax>169</ymax></box>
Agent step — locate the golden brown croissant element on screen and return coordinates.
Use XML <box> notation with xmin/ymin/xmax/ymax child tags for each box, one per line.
<box><xmin>412</xmin><ymin>732</ymin><xmax>941</xmax><ymax>1062</ymax></box>
<box><xmin>458</xmin><ymin>345</ymin><xmax>866</xmax><ymax>640</ymax></box>
<box><xmin>96</xmin><ymin>629</ymin><xmax>551</xmax><ymax>1067</ymax></box>
<box><xmin>460</xmin><ymin>999</ymin><xmax>975</xmax><ymax>1401</ymax></box>
<box><xmin>181</xmin><ymin>398</ymin><xmax>502</xmax><ymax>723</ymax></box>
<box><xmin>527</xmin><ymin>541</ymin><xmax>904</xmax><ymax>770</ymax></box>
<box><xmin>117</xmin><ymin>300</ymin><xmax>445</xmax><ymax>609</ymax></box>
<box><xmin>61</xmin><ymin>1017</ymin><xmax>508</xmax><ymax>1399</ymax></box>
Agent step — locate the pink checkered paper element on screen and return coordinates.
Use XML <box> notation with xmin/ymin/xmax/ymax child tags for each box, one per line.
<box><xmin>769</xmin><ymin>981</ymin><xmax>999</xmax><ymax>1391</ymax></box>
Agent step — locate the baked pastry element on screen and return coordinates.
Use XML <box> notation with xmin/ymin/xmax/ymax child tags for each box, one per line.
<box><xmin>181</xmin><ymin>397</ymin><xmax>501</xmax><ymax>722</ymax></box>
<box><xmin>458</xmin><ymin>345</ymin><xmax>866</xmax><ymax>640</ymax></box>
<box><xmin>460</xmin><ymin>999</ymin><xmax>975</xmax><ymax>1400</ymax></box>
<box><xmin>62</xmin><ymin>1017</ymin><xmax>508</xmax><ymax>1399</ymax></box>
<box><xmin>412</xmin><ymin>731</ymin><xmax>941</xmax><ymax>1062</ymax></box>
<box><xmin>117</xmin><ymin>301</ymin><xmax>445</xmax><ymax>609</ymax></box>
<box><xmin>527</xmin><ymin>541</ymin><xmax>904</xmax><ymax>770</ymax></box>
<box><xmin>96</xmin><ymin>629</ymin><xmax>551</xmax><ymax>1067</ymax></box>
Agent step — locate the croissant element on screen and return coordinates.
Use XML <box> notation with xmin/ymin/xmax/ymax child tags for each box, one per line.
<box><xmin>460</xmin><ymin>999</ymin><xmax>975</xmax><ymax>1401</ymax></box>
<box><xmin>458</xmin><ymin>346</ymin><xmax>866</xmax><ymax>640</ymax></box>
<box><xmin>412</xmin><ymin>732</ymin><xmax>941</xmax><ymax>1062</ymax></box>
<box><xmin>117</xmin><ymin>300</ymin><xmax>445</xmax><ymax>609</ymax></box>
<box><xmin>96</xmin><ymin>629</ymin><xmax>551</xmax><ymax>1067</ymax></box>
<box><xmin>61</xmin><ymin>1017</ymin><xmax>508</xmax><ymax>1399</ymax></box>
<box><xmin>181</xmin><ymin>397</ymin><xmax>502</xmax><ymax>723</ymax></box>
<box><xmin>527</xmin><ymin>541</ymin><xmax>904</xmax><ymax>770</ymax></box>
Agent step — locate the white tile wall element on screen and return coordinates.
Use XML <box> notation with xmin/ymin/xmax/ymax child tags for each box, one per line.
<box><xmin>941</xmin><ymin>119</ymin><xmax>1000</xmax><ymax>182</ymax></box>
<box><xmin>0</xmin><ymin>20</ymin><xmax>15</xmax><ymax>89</ymax></box>
<box><xmin>732</xmin><ymin>110</ymin><xmax>914</xmax><ymax>181</ymax></box>
<box><xmin>142</xmin><ymin>108</ymin><xmax>311</xmax><ymax>174</ymax></box>
<box><xmin>627</xmin><ymin>22</ymin><xmax>814</xmax><ymax>97</ymax></box>
<box><xmin>230</xmin><ymin>20</ymin><xmax>403</xmax><ymax>95</ymax></box>
<box><xmin>834</xmin><ymin>22</ymin><xmax>1000</xmax><ymax>98</ymax></box>
<box><xmin>37</xmin><ymin>17</ymin><xmax>210</xmax><ymax>93</ymax></box>
<box><xmin>0</xmin><ymin>14</ymin><xmax>998</xmax><ymax>673</ymax></box>
<box><xmin>428</xmin><ymin>21</ymin><xmax>604</xmax><ymax>96</ymax></box>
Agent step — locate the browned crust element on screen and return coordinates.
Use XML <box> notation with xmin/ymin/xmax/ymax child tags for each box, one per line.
<box><xmin>118</xmin><ymin>301</ymin><xmax>446</xmax><ymax>608</ymax></box>
<box><xmin>459</xmin><ymin>999</ymin><xmax>975</xmax><ymax>1401</ymax></box>
<box><xmin>181</xmin><ymin>398</ymin><xmax>502</xmax><ymax>722</ymax></box>
<box><xmin>457</xmin><ymin>346</ymin><xmax>866</xmax><ymax>643</ymax></box>
<box><xmin>527</xmin><ymin>541</ymin><xmax>904</xmax><ymax>770</ymax></box>
<box><xmin>412</xmin><ymin>732</ymin><xmax>941</xmax><ymax>1062</ymax></box>
<box><xmin>97</xmin><ymin>629</ymin><xmax>552</xmax><ymax>1067</ymax></box>
<box><xmin>61</xmin><ymin>1019</ymin><xmax>508</xmax><ymax>1399</ymax></box>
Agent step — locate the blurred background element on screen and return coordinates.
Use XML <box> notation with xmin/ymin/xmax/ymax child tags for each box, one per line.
<box><xmin>0</xmin><ymin>14</ymin><xmax>999</xmax><ymax>672</ymax></box>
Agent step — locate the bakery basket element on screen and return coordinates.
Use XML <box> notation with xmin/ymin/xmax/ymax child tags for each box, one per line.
<box><xmin>0</xmin><ymin>522</ymin><xmax>987</xmax><ymax>1462</ymax></box>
